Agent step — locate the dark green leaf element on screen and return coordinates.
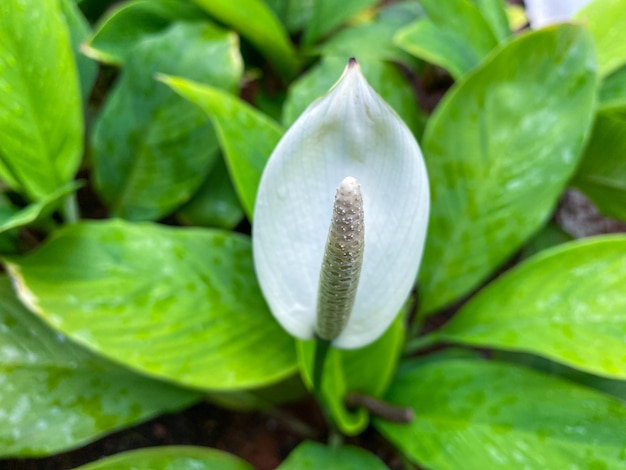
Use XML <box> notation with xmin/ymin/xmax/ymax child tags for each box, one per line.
<box><xmin>4</xmin><ymin>220</ymin><xmax>297</xmax><ymax>391</ymax></box>
<box><xmin>517</xmin><ymin>222</ymin><xmax>572</xmax><ymax>261</ymax></box>
<box><xmin>419</xmin><ymin>25</ymin><xmax>597</xmax><ymax>314</ymax></box>
<box><xmin>0</xmin><ymin>0</ymin><xmax>82</xmax><ymax>201</ymax></box>
<box><xmin>74</xmin><ymin>446</ymin><xmax>253</xmax><ymax>469</ymax></box>
<box><xmin>599</xmin><ymin>66</ymin><xmax>626</xmax><ymax>111</ymax></box>
<box><xmin>92</xmin><ymin>21</ymin><xmax>242</xmax><ymax>221</ymax></box>
<box><xmin>177</xmin><ymin>157</ymin><xmax>244</xmax><ymax>230</ymax></box>
<box><xmin>161</xmin><ymin>75</ymin><xmax>284</xmax><ymax>220</ymax></box>
<box><xmin>0</xmin><ymin>277</ymin><xmax>199</xmax><ymax>457</ymax></box>
<box><xmin>574</xmin><ymin>110</ymin><xmax>626</xmax><ymax>220</ymax></box>
<box><xmin>278</xmin><ymin>441</ymin><xmax>388</xmax><ymax>469</ymax></box>
<box><xmin>84</xmin><ymin>0</ymin><xmax>208</xmax><ymax>65</ymax></box>
<box><xmin>192</xmin><ymin>0</ymin><xmax>299</xmax><ymax>79</ymax></box>
<box><xmin>302</xmin><ymin>0</ymin><xmax>380</xmax><ymax>46</ymax></box>
<box><xmin>438</xmin><ymin>236</ymin><xmax>626</xmax><ymax>379</ymax></box>
<box><xmin>394</xmin><ymin>0</ymin><xmax>499</xmax><ymax>79</ymax></box>
<box><xmin>376</xmin><ymin>358</ymin><xmax>626</xmax><ymax>470</ymax></box>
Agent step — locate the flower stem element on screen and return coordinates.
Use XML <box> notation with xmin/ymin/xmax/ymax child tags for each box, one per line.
<box><xmin>345</xmin><ymin>392</ymin><xmax>414</xmax><ymax>423</ymax></box>
<box><xmin>404</xmin><ymin>333</ymin><xmax>440</xmax><ymax>355</ymax></box>
<box><xmin>312</xmin><ymin>337</ymin><xmax>331</xmax><ymax>397</ymax></box>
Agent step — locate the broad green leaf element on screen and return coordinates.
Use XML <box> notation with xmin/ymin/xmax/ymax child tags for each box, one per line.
<box><xmin>0</xmin><ymin>277</ymin><xmax>200</xmax><ymax>457</ymax></box>
<box><xmin>4</xmin><ymin>220</ymin><xmax>297</xmax><ymax>391</ymax></box>
<box><xmin>74</xmin><ymin>446</ymin><xmax>253</xmax><ymax>470</ymax></box>
<box><xmin>470</xmin><ymin>0</ymin><xmax>511</xmax><ymax>42</ymax></box>
<box><xmin>376</xmin><ymin>358</ymin><xmax>626</xmax><ymax>470</ymax></box>
<box><xmin>177</xmin><ymin>157</ymin><xmax>244</xmax><ymax>230</ymax></box>
<box><xmin>93</xmin><ymin>21</ymin><xmax>243</xmax><ymax>221</ymax></box>
<box><xmin>0</xmin><ymin>181</ymin><xmax>82</xmax><ymax>234</ymax></box>
<box><xmin>437</xmin><ymin>236</ymin><xmax>626</xmax><ymax>379</ymax></box>
<box><xmin>278</xmin><ymin>441</ymin><xmax>388</xmax><ymax>469</ymax></box>
<box><xmin>574</xmin><ymin>110</ymin><xmax>626</xmax><ymax>220</ymax></box>
<box><xmin>394</xmin><ymin>0</ymin><xmax>499</xmax><ymax>80</ymax></box>
<box><xmin>302</xmin><ymin>0</ymin><xmax>380</xmax><ymax>46</ymax></box>
<box><xmin>318</xmin><ymin>3</ymin><xmax>422</xmax><ymax>65</ymax></box>
<box><xmin>577</xmin><ymin>0</ymin><xmax>626</xmax><ymax>77</ymax></box>
<box><xmin>282</xmin><ymin>56</ymin><xmax>424</xmax><ymax>137</ymax></box>
<box><xmin>600</xmin><ymin>66</ymin><xmax>626</xmax><ymax>111</ymax></box>
<box><xmin>161</xmin><ymin>75</ymin><xmax>284</xmax><ymax>220</ymax></box>
<box><xmin>192</xmin><ymin>0</ymin><xmax>299</xmax><ymax>79</ymax></box>
<box><xmin>263</xmin><ymin>0</ymin><xmax>314</xmax><ymax>33</ymax></box>
<box><xmin>84</xmin><ymin>0</ymin><xmax>208</xmax><ymax>65</ymax></box>
<box><xmin>59</xmin><ymin>0</ymin><xmax>98</xmax><ymax>103</ymax></box>
<box><xmin>419</xmin><ymin>25</ymin><xmax>597</xmax><ymax>314</ymax></box>
<box><xmin>0</xmin><ymin>0</ymin><xmax>82</xmax><ymax>201</ymax></box>
<box><xmin>297</xmin><ymin>315</ymin><xmax>405</xmax><ymax>435</ymax></box>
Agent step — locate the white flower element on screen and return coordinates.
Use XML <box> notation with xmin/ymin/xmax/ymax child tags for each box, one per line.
<box><xmin>253</xmin><ymin>59</ymin><xmax>429</xmax><ymax>349</ymax></box>
<box><xmin>525</xmin><ymin>0</ymin><xmax>591</xmax><ymax>28</ymax></box>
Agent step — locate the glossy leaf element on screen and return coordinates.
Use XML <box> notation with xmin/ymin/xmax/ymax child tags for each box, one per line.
<box><xmin>0</xmin><ymin>0</ymin><xmax>82</xmax><ymax>201</ymax></box>
<box><xmin>282</xmin><ymin>56</ymin><xmax>424</xmax><ymax>138</ymax></box>
<box><xmin>161</xmin><ymin>75</ymin><xmax>284</xmax><ymax>220</ymax></box>
<box><xmin>577</xmin><ymin>0</ymin><xmax>626</xmax><ymax>77</ymax></box>
<box><xmin>297</xmin><ymin>316</ymin><xmax>405</xmax><ymax>435</ymax></box>
<box><xmin>278</xmin><ymin>441</ymin><xmax>387</xmax><ymax>470</ymax></box>
<box><xmin>177</xmin><ymin>157</ymin><xmax>244</xmax><ymax>230</ymax></box>
<box><xmin>376</xmin><ymin>358</ymin><xmax>626</xmax><ymax>470</ymax></box>
<box><xmin>0</xmin><ymin>277</ymin><xmax>200</xmax><ymax>457</ymax></box>
<box><xmin>84</xmin><ymin>0</ymin><xmax>208</xmax><ymax>65</ymax></box>
<box><xmin>59</xmin><ymin>0</ymin><xmax>98</xmax><ymax>103</ymax></box>
<box><xmin>419</xmin><ymin>25</ymin><xmax>597</xmax><ymax>314</ymax></box>
<box><xmin>192</xmin><ymin>0</ymin><xmax>299</xmax><ymax>79</ymax></box>
<box><xmin>394</xmin><ymin>0</ymin><xmax>499</xmax><ymax>80</ymax></box>
<box><xmin>92</xmin><ymin>21</ymin><xmax>242</xmax><ymax>221</ymax></box>
<box><xmin>599</xmin><ymin>66</ymin><xmax>626</xmax><ymax>111</ymax></box>
<box><xmin>0</xmin><ymin>182</ymin><xmax>82</xmax><ymax>234</ymax></box>
<box><xmin>574</xmin><ymin>110</ymin><xmax>626</xmax><ymax>220</ymax></box>
<box><xmin>4</xmin><ymin>220</ymin><xmax>297</xmax><ymax>391</ymax></box>
<box><xmin>74</xmin><ymin>446</ymin><xmax>253</xmax><ymax>470</ymax></box>
<box><xmin>302</xmin><ymin>0</ymin><xmax>379</xmax><ymax>46</ymax></box>
<box><xmin>437</xmin><ymin>236</ymin><xmax>626</xmax><ymax>379</ymax></box>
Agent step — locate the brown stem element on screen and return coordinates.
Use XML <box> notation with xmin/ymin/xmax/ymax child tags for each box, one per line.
<box><xmin>345</xmin><ymin>392</ymin><xmax>414</xmax><ymax>423</ymax></box>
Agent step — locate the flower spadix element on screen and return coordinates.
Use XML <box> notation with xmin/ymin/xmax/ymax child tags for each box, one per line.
<box><xmin>253</xmin><ymin>59</ymin><xmax>429</xmax><ymax>349</ymax></box>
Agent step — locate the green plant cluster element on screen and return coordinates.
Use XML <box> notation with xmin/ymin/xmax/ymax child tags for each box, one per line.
<box><xmin>0</xmin><ymin>0</ymin><xmax>625</xmax><ymax>468</ymax></box>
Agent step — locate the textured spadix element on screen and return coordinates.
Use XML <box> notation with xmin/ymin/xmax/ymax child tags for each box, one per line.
<box><xmin>253</xmin><ymin>59</ymin><xmax>429</xmax><ymax>349</ymax></box>
<box><xmin>525</xmin><ymin>0</ymin><xmax>591</xmax><ymax>28</ymax></box>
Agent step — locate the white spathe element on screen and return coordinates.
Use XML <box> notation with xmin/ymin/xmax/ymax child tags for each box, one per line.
<box><xmin>253</xmin><ymin>60</ymin><xmax>429</xmax><ymax>349</ymax></box>
<box><xmin>525</xmin><ymin>0</ymin><xmax>592</xmax><ymax>28</ymax></box>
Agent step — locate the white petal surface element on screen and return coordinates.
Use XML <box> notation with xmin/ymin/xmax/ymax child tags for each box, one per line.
<box><xmin>525</xmin><ymin>0</ymin><xmax>591</xmax><ymax>28</ymax></box>
<box><xmin>253</xmin><ymin>61</ymin><xmax>429</xmax><ymax>349</ymax></box>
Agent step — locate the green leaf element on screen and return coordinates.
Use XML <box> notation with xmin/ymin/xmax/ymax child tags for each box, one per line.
<box><xmin>92</xmin><ymin>21</ymin><xmax>243</xmax><ymax>221</ymax></box>
<box><xmin>436</xmin><ymin>236</ymin><xmax>626</xmax><ymax>379</ymax></box>
<box><xmin>74</xmin><ymin>446</ymin><xmax>253</xmax><ymax>469</ymax></box>
<box><xmin>0</xmin><ymin>277</ymin><xmax>200</xmax><ymax>457</ymax></box>
<box><xmin>84</xmin><ymin>0</ymin><xmax>208</xmax><ymax>65</ymax></box>
<box><xmin>4</xmin><ymin>220</ymin><xmax>297</xmax><ymax>391</ymax></box>
<box><xmin>0</xmin><ymin>194</ymin><xmax>19</xmax><ymax>253</ymax></box>
<box><xmin>516</xmin><ymin>222</ymin><xmax>572</xmax><ymax>261</ymax></box>
<box><xmin>58</xmin><ymin>0</ymin><xmax>98</xmax><ymax>103</ymax></box>
<box><xmin>278</xmin><ymin>441</ymin><xmax>388</xmax><ymax>469</ymax></box>
<box><xmin>297</xmin><ymin>315</ymin><xmax>404</xmax><ymax>435</ymax></box>
<box><xmin>192</xmin><ymin>0</ymin><xmax>299</xmax><ymax>79</ymax></box>
<box><xmin>375</xmin><ymin>358</ymin><xmax>626</xmax><ymax>470</ymax></box>
<box><xmin>470</xmin><ymin>0</ymin><xmax>511</xmax><ymax>42</ymax></box>
<box><xmin>419</xmin><ymin>25</ymin><xmax>597</xmax><ymax>314</ymax></box>
<box><xmin>599</xmin><ymin>66</ymin><xmax>626</xmax><ymax>111</ymax></box>
<box><xmin>577</xmin><ymin>0</ymin><xmax>626</xmax><ymax>77</ymax></box>
<box><xmin>282</xmin><ymin>56</ymin><xmax>424</xmax><ymax>138</ymax></box>
<box><xmin>574</xmin><ymin>110</ymin><xmax>626</xmax><ymax>220</ymax></box>
<box><xmin>161</xmin><ymin>75</ymin><xmax>284</xmax><ymax>220</ymax></box>
<box><xmin>0</xmin><ymin>0</ymin><xmax>82</xmax><ymax>201</ymax></box>
<box><xmin>0</xmin><ymin>181</ymin><xmax>82</xmax><ymax>234</ymax></box>
<box><xmin>302</xmin><ymin>0</ymin><xmax>380</xmax><ymax>46</ymax></box>
<box><xmin>263</xmin><ymin>0</ymin><xmax>314</xmax><ymax>33</ymax></box>
<box><xmin>394</xmin><ymin>0</ymin><xmax>499</xmax><ymax>80</ymax></box>
<box><xmin>177</xmin><ymin>156</ymin><xmax>244</xmax><ymax>230</ymax></box>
